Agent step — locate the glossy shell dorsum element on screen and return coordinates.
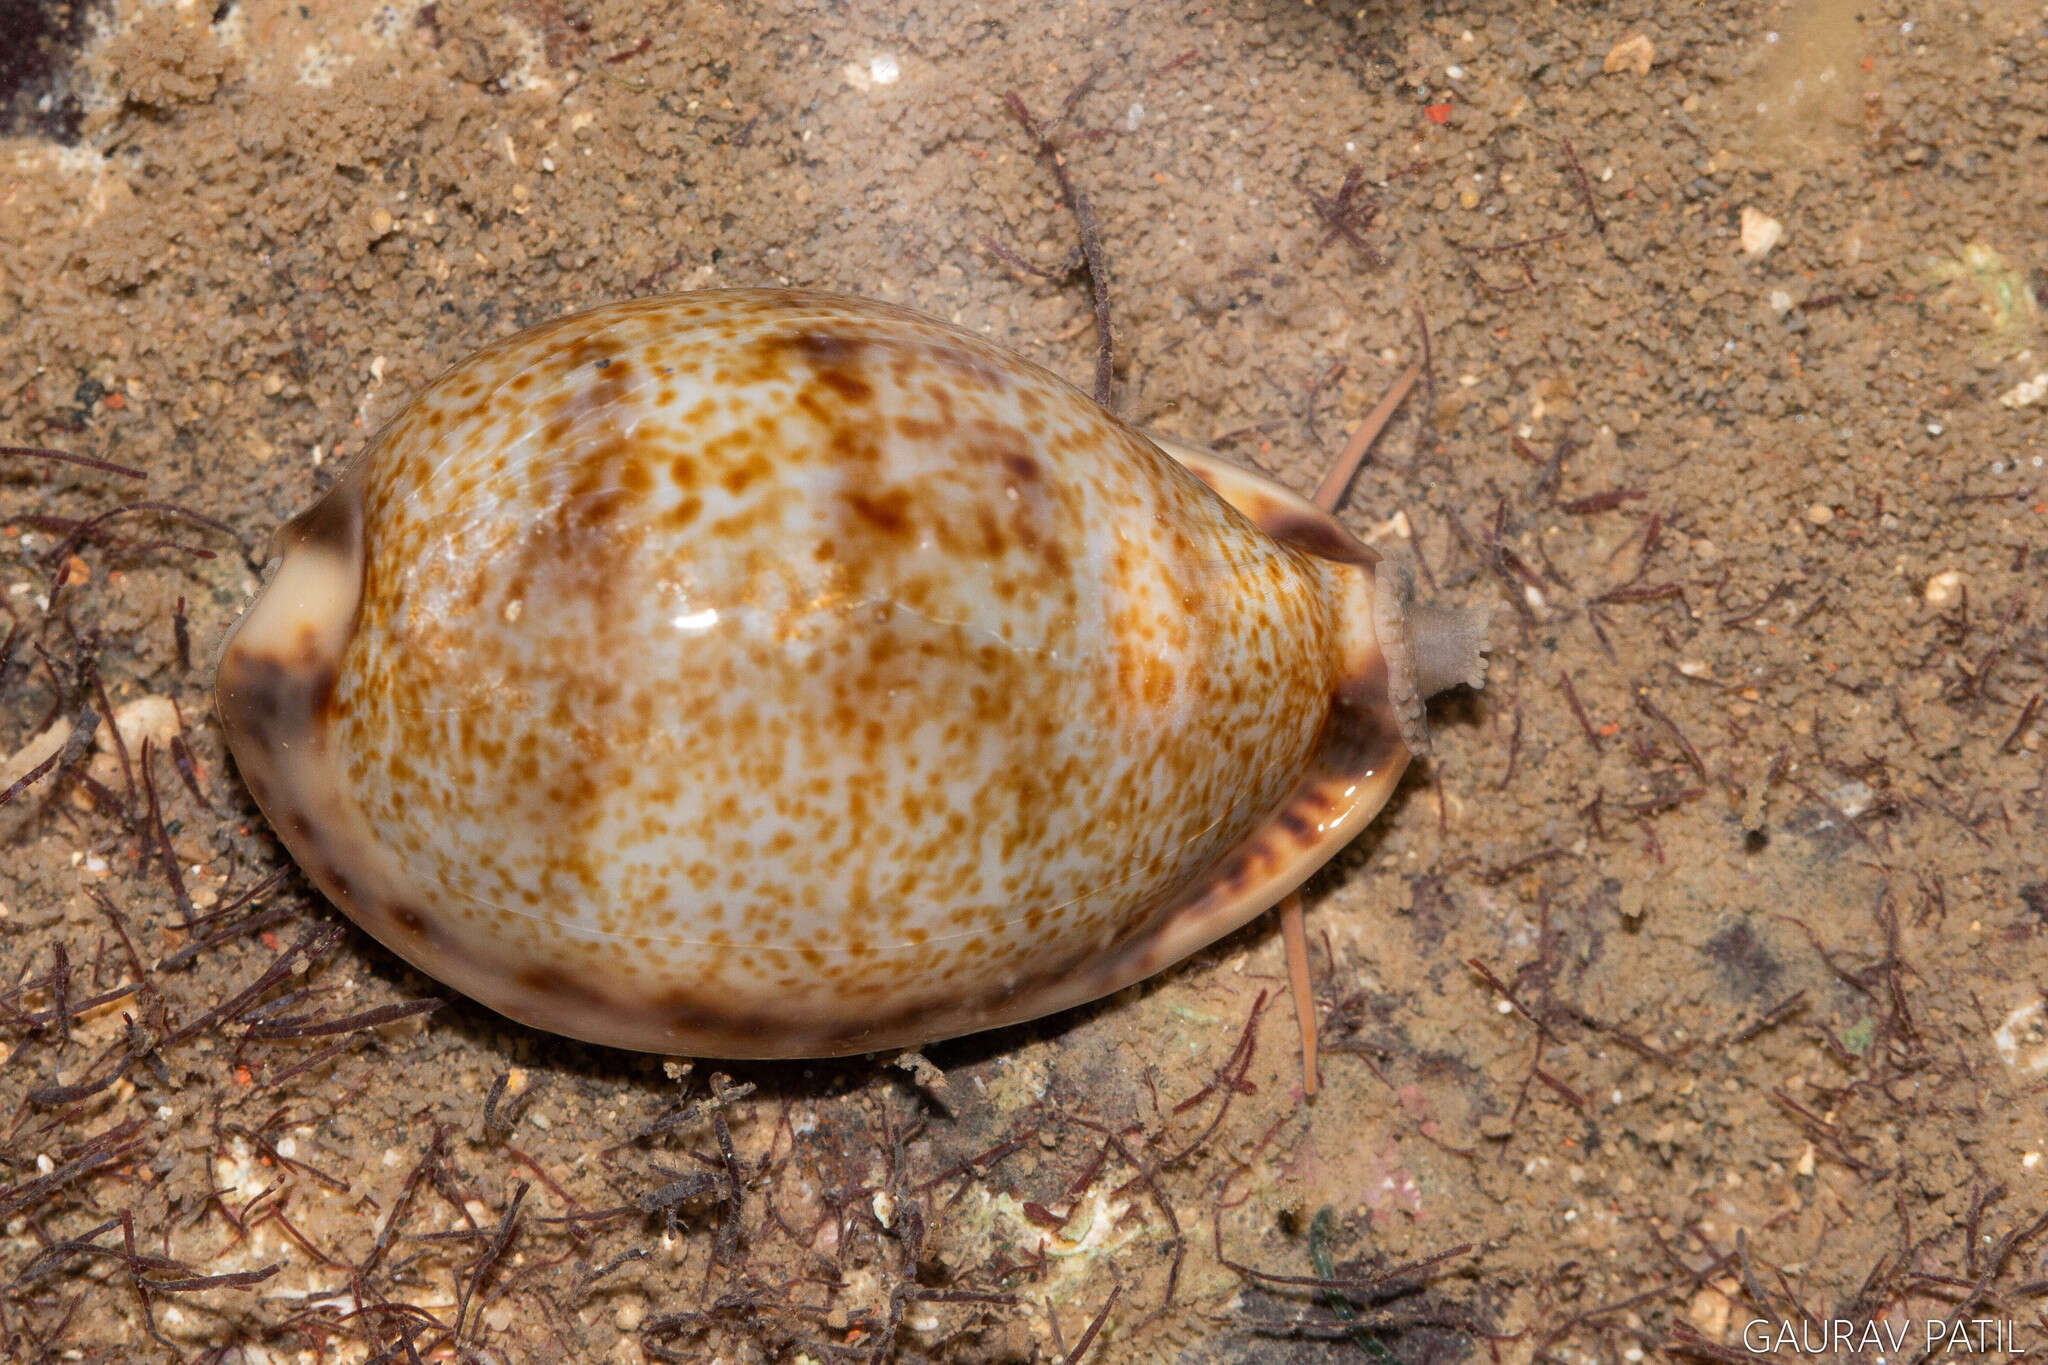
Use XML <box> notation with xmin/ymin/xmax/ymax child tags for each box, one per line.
<box><xmin>214</xmin><ymin>289</ymin><xmax>1487</xmax><ymax>1058</ymax></box>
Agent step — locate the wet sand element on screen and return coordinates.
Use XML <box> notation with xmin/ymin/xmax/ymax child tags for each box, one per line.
<box><xmin>2</xmin><ymin>1</ymin><xmax>2044</xmax><ymax>1360</ymax></box>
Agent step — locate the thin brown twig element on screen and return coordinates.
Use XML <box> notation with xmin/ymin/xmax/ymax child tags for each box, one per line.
<box><xmin>1005</xmin><ymin>87</ymin><xmax>1115</xmax><ymax>408</ymax></box>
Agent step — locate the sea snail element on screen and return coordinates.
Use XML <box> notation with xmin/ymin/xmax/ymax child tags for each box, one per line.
<box><xmin>215</xmin><ymin>290</ymin><xmax>1489</xmax><ymax>1059</ymax></box>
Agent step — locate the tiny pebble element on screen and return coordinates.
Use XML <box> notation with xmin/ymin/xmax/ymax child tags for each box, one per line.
<box><xmin>1999</xmin><ymin>371</ymin><xmax>2048</xmax><ymax>409</ymax></box>
<box><xmin>369</xmin><ymin>208</ymin><xmax>394</xmax><ymax>237</ymax></box>
<box><xmin>1740</xmin><ymin>207</ymin><xmax>1784</xmax><ymax>257</ymax></box>
<box><xmin>1805</xmin><ymin>503</ymin><xmax>1833</xmax><ymax>525</ymax></box>
<box><xmin>1602</xmin><ymin>33</ymin><xmax>1655</xmax><ymax>75</ymax></box>
<box><xmin>1924</xmin><ymin>569</ymin><xmax>1965</xmax><ymax>607</ymax></box>
<box><xmin>1688</xmin><ymin>1286</ymin><xmax>1732</xmax><ymax>1339</ymax></box>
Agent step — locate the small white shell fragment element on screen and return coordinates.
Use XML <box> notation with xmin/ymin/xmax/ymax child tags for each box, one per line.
<box><xmin>2</xmin><ymin>720</ymin><xmax>71</xmax><ymax>794</ymax></box>
<box><xmin>1602</xmin><ymin>33</ymin><xmax>1655</xmax><ymax>75</ymax></box>
<box><xmin>1993</xmin><ymin>999</ymin><xmax>2048</xmax><ymax>1075</ymax></box>
<box><xmin>1361</xmin><ymin>509</ymin><xmax>1414</xmax><ymax>543</ymax></box>
<box><xmin>1830</xmin><ymin>780</ymin><xmax>1874</xmax><ymax>819</ymax></box>
<box><xmin>2000</xmin><ymin>371</ymin><xmax>2048</xmax><ymax>409</ymax></box>
<box><xmin>1923</xmin><ymin>568</ymin><xmax>1965</xmax><ymax>607</ymax></box>
<box><xmin>1687</xmin><ymin>1286</ymin><xmax>1732</xmax><ymax>1339</ymax></box>
<box><xmin>1740</xmin><ymin>207</ymin><xmax>1784</xmax><ymax>257</ymax></box>
<box><xmin>843</xmin><ymin>55</ymin><xmax>900</xmax><ymax>90</ymax></box>
<box><xmin>0</xmin><ymin>719</ymin><xmax>72</xmax><ymax>838</ymax></box>
<box><xmin>89</xmin><ymin>695</ymin><xmax>181</xmax><ymax>787</ymax></box>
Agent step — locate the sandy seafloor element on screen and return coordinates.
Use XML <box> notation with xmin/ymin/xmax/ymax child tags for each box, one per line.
<box><xmin>2</xmin><ymin>0</ymin><xmax>2046</xmax><ymax>1361</ymax></box>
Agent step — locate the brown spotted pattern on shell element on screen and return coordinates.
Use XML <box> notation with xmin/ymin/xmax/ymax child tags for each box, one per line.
<box><xmin>215</xmin><ymin>290</ymin><xmax>1486</xmax><ymax>1057</ymax></box>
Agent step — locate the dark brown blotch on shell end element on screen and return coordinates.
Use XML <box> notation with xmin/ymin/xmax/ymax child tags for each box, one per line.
<box><xmin>1326</xmin><ymin>651</ymin><xmax>1403</xmax><ymax>774</ymax></box>
<box><xmin>1259</xmin><ymin>507</ymin><xmax>1375</xmax><ymax>567</ymax></box>
<box><xmin>215</xmin><ymin>646</ymin><xmax>340</xmax><ymax>751</ymax></box>
<box><xmin>274</xmin><ymin>471</ymin><xmax>364</xmax><ymax>562</ymax></box>
<box><xmin>515</xmin><ymin>964</ymin><xmax>614</xmax><ymax>1017</ymax></box>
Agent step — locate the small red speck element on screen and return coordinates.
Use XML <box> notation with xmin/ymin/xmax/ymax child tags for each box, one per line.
<box><xmin>260</xmin><ymin>931</ymin><xmax>282</xmax><ymax>950</ymax></box>
<box><xmin>104</xmin><ymin>392</ymin><xmax>126</xmax><ymax>409</ymax></box>
<box><xmin>1423</xmin><ymin>102</ymin><xmax>1453</xmax><ymax>125</ymax></box>
<box><xmin>1862</xmin><ymin>56</ymin><xmax>1875</xmax><ymax>71</ymax></box>
<box><xmin>1598</xmin><ymin>721</ymin><xmax>1620</xmax><ymax>737</ymax></box>
<box><xmin>234</xmin><ymin>1067</ymin><xmax>253</xmax><ymax>1086</ymax></box>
